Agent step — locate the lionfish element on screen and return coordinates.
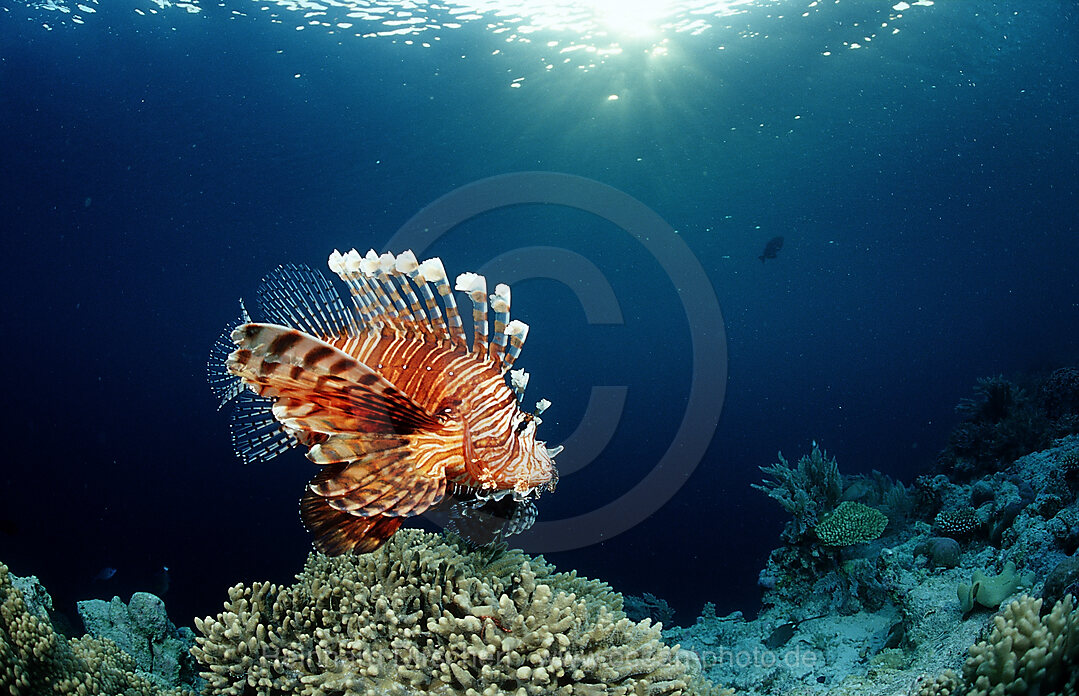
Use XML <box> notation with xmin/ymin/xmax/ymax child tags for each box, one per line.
<box><xmin>209</xmin><ymin>249</ymin><xmax>561</xmax><ymax>555</ymax></box>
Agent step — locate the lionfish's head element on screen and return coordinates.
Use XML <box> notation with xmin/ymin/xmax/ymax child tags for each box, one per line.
<box><xmin>509</xmin><ymin>406</ymin><xmax>561</xmax><ymax>496</ymax></box>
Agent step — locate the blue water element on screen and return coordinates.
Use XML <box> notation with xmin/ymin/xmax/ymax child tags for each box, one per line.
<box><xmin>2</xmin><ymin>0</ymin><xmax>1077</xmax><ymax>628</ymax></box>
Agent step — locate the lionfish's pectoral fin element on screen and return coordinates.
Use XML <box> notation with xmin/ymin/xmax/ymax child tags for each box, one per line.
<box><xmin>228</xmin><ymin>322</ymin><xmax>442</xmax><ymax>434</ymax></box>
<box><xmin>305</xmin><ymin>434</ymin><xmax>447</xmax><ymax>516</ymax></box>
<box><xmin>300</xmin><ymin>443</ymin><xmax>447</xmax><ymax>555</ymax></box>
<box><xmin>226</xmin><ymin>390</ymin><xmax>303</xmax><ymax>465</ymax></box>
<box><xmin>299</xmin><ymin>489</ymin><xmax>404</xmax><ymax>555</ymax></box>
<box><xmin>208</xmin><ymin>300</ymin><xmax>252</xmax><ymax>410</ymax></box>
<box><xmin>209</xmin><ymin>304</ymin><xmax>306</xmax><ymax>465</ymax></box>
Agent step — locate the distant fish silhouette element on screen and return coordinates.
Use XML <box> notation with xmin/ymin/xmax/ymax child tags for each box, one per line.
<box><xmin>93</xmin><ymin>567</ymin><xmax>117</xmax><ymax>581</ymax></box>
<box><xmin>150</xmin><ymin>566</ymin><xmax>171</xmax><ymax>597</ymax></box>
<box><xmin>759</xmin><ymin>236</ymin><xmax>784</xmax><ymax>263</ymax></box>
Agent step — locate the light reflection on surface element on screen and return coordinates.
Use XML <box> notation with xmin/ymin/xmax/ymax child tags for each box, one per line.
<box><xmin>23</xmin><ymin>0</ymin><xmax>937</xmax><ymax>74</ymax></box>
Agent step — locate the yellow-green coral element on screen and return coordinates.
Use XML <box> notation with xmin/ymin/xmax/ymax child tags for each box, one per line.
<box><xmin>191</xmin><ymin>529</ymin><xmax>716</xmax><ymax>695</ymax></box>
<box><xmin>0</xmin><ymin>562</ymin><xmax>193</xmax><ymax>696</ymax></box>
<box><xmin>957</xmin><ymin>561</ymin><xmax>1033</xmax><ymax>614</ymax></box>
<box><xmin>962</xmin><ymin>594</ymin><xmax>1079</xmax><ymax>696</ymax></box>
<box><xmin>814</xmin><ymin>501</ymin><xmax>888</xmax><ymax>546</ymax></box>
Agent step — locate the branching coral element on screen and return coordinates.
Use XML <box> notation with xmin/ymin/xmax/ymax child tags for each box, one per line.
<box><xmin>915</xmin><ymin>594</ymin><xmax>1079</xmax><ymax>696</ymax></box>
<box><xmin>962</xmin><ymin>594</ymin><xmax>1079</xmax><ymax>696</ymax></box>
<box><xmin>191</xmin><ymin>529</ymin><xmax>717</xmax><ymax>696</ymax></box>
<box><xmin>939</xmin><ymin>374</ymin><xmax>1073</xmax><ymax>476</ymax></box>
<box><xmin>753</xmin><ymin>442</ymin><xmax>843</xmax><ymax>542</ymax></box>
<box><xmin>0</xmin><ymin>562</ymin><xmax>194</xmax><ymax>696</ymax></box>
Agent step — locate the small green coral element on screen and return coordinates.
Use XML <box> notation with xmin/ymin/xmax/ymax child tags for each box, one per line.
<box><xmin>814</xmin><ymin>501</ymin><xmax>888</xmax><ymax>546</ymax></box>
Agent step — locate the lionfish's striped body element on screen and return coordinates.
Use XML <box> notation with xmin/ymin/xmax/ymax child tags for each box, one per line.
<box><xmin>210</xmin><ymin>249</ymin><xmax>560</xmax><ymax>555</ymax></box>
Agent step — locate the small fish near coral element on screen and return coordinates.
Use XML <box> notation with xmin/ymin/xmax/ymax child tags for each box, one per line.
<box><xmin>758</xmin><ymin>235</ymin><xmax>784</xmax><ymax>262</ymax></box>
<box><xmin>209</xmin><ymin>249</ymin><xmax>562</xmax><ymax>555</ymax></box>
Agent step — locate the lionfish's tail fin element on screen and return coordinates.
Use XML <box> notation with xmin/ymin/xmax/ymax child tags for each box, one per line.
<box><xmin>257</xmin><ymin>264</ymin><xmax>355</xmax><ymax>340</ymax></box>
<box><xmin>455</xmin><ymin>272</ymin><xmax>489</xmax><ymax>356</ymax></box>
<box><xmin>208</xmin><ymin>300</ymin><xmax>252</xmax><ymax>409</ymax></box>
<box><xmin>300</xmin><ymin>488</ymin><xmax>404</xmax><ymax>555</ymax></box>
<box><xmin>228</xmin><ymin>323</ymin><xmax>443</xmax><ymax>434</ymax></box>
<box><xmin>208</xmin><ymin>302</ymin><xmax>305</xmax><ymax>465</ymax></box>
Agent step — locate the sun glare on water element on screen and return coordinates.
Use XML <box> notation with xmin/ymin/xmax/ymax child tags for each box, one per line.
<box><xmin>585</xmin><ymin>0</ymin><xmax>678</xmax><ymax>37</ymax></box>
<box><xmin>26</xmin><ymin>0</ymin><xmax>938</xmax><ymax>77</ymax></box>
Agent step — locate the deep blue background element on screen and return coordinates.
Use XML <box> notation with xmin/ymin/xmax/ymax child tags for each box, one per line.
<box><xmin>1</xmin><ymin>0</ymin><xmax>1077</xmax><ymax>627</ymax></box>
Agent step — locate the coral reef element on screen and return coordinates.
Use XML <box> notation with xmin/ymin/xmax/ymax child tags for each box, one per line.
<box><xmin>814</xmin><ymin>502</ymin><xmax>888</xmax><ymax>546</ymax></box>
<box><xmin>933</xmin><ymin>509</ymin><xmax>980</xmax><ymax>537</ymax></box>
<box><xmin>78</xmin><ymin>591</ymin><xmax>199</xmax><ymax>690</ymax></box>
<box><xmin>623</xmin><ymin>592</ymin><xmax>676</xmax><ymax>628</ymax></box>
<box><xmin>956</xmin><ymin>562</ymin><xmax>1033</xmax><ymax>614</ymax></box>
<box><xmin>937</xmin><ymin>370</ymin><xmax>1079</xmax><ymax>478</ymax></box>
<box><xmin>752</xmin><ymin>442</ymin><xmax>843</xmax><ymax>543</ymax></box>
<box><xmin>1038</xmin><ymin>367</ymin><xmax>1079</xmax><ymax>420</ymax></box>
<box><xmin>11</xmin><ymin>573</ymin><xmax>53</xmax><ymax>622</ymax></box>
<box><xmin>753</xmin><ymin>444</ymin><xmax>898</xmax><ymax>612</ymax></box>
<box><xmin>677</xmin><ymin>433</ymin><xmax>1079</xmax><ymax>696</ymax></box>
<box><xmin>0</xmin><ymin>562</ymin><xmax>195</xmax><ymax>696</ymax></box>
<box><xmin>1042</xmin><ymin>554</ymin><xmax>1079</xmax><ymax>610</ymax></box>
<box><xmin>191</xmin><ymin>529</ymin><xmax>725</xmax><ymax>695</ymax></box>
<box><xmin>908</xmin><ymin>670</ymin><xmax>959</xmax><ymax>696</ymax></box>
<box><xmin>961</xmin><ymin>594</ymin><xmax>1078</xmax><ymax>696</ymax></box>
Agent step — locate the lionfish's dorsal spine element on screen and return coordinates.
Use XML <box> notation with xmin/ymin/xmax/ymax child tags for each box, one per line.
<box><xmin>360</xmin><ymin>251</ymin><xmax>410</xmax><ymax>336</ymax></box>
<box><xmin>396</xmin><ymin>251</ymin><xmax>452</xmax><ymax>342</ymax></box>
<box><xmin>329</xmin><ymin>249</ymin><xmax>380</xmax><ymax>331</ymax></box>
<box><xmin>455</xmin><ymin>272</ymin><xmax>489</xmax><ymax>356</ymax></box>
<box><xmin>419</xmin><ymin>257</ymin><xmax>468</xmax><ymax>347</ymax></box>
<box><xmin>488</xmin><ymin>283</ymin><xmax>511</xmax><ymax>367</ymax></box>
<box><xmin>502</xmin><ymin>319</ymin><xmax>528</xmax><ymax>372</ymax></box>
<box><xmin>509</xmin><ymin>368</ymin><xmax>529</xmax><ymax>403</ymax></box>
<box><xmin>389</xmin><ymin>253</ymin><xmax>438</xmax><ymax>341</ymax></box>
<box><xmin>326</xmin><ymin>249</ymin><xmax>530</xmax><ymax>368</ymax></box>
